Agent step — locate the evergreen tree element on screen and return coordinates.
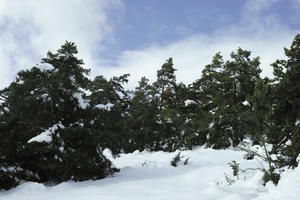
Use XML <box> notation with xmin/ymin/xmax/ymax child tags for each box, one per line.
<box><xmin>269</xmin><ymin>34</ymin><xmax>300</xmax><ymax>167</ymax></box>
<box><xmin>182</xmin><ymin>83</ymin><xmax>211</xmax><ymax>148</ymax></box>
<box><xmin>199</xmin><ymin>49</ymin><xmax>261</xmax><ymax>148</ymax></box>
<box><xmin>125</xmin><ymin>77</ymin><xmax>159</xmax><ymax>151</ymax></box>
<box><xmin>89</xmin><ymin>74</ymin><xmax>130</xmax><ymax>154</ymax></box>
<box><xmin>0</xmin><ymin>42</ymin><xmax>116</xmax><ymax>189</ymax></box>
<box><xmin>151</xmin><ymin>58</ymin><xmax>184</xmax><ymax>151</ymax></box>
<box><xmin>248</xmin><ymin>78</ymin><xmax>274</xmax><ymax>144</ymax></box>
<box><xmin>197</xmin><ymin>53</ymin><xmax>229</xmax><ymax>148</ymax></box>
<box><xmin>2</xmin><ymin>34</ymin><xmax>300</xmax><ymax>189</ymax></box>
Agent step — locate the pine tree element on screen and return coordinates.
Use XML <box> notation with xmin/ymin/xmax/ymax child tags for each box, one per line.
<box><xmin>269</xmin><ymin>34</ymin><xmax>300</xmax><ymax>167</ymax></box>
<box><xmin>199</xmin><ymin>49</ymin><xmax>261</xmax><ymax>148</ymax></box>
<box><xmin>222</xmin><ymin>48</ymin><xmax>261</xmax><ymax>145</ymax></box>
<box><xmin>182</xmin><ymin>82</ymin><xmax>211</xmax><ymax>148</ymax></box>
<box><xmin>0</xmin><ymin>42</ymin><xmax>116</xmax><ymax>189</ymax></box>
<box><xmin>125</xmin><ymin>77</ymin><xmax>159</xmax><ymax>151</ymax></box>
<box><xmin>89</xmin><ymin>74</ymin><xmax>130</xmax><ymax>154</ymax></box>
<box><xmin>248</xmin><ymin>78</ymin><xmax>274</xmax><ymax>144</ymax></box>
<box><xmin>198</xmin><ymin>53</ymin><xmax>230</xmax><ymax>148</ymax></box>
<box><xmin>151</xmin><ymin>58</ymin><xmax>184</xmax><ymax>151</ymax></box>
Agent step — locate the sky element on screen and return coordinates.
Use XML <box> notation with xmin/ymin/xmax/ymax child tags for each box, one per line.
<box><xmin>0</xmin><ymin>0</ymin><xmax>300</xmax><ymax>89</ymax></box>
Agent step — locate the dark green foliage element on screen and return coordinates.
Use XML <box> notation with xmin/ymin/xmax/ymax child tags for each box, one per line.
<box><xmin>262</xmin><ymin>167</ymin><xmax>280</xmax><ymax>185</ymax></box>
<box><xmin>53</xmin><ymin>126</ymin><xmax>118</xmax><ymax>182</ymax></box>
<box><xmin>125</xmin><ymin>77</ymin><xmax>159</xmax><ymax>152</ymax></box>
<box><xmin>0</xmin><ymin>118</ymin><xmax>38</xmax><ymax>189</ymax></box>
<box><xmin>229</xmin><ymin>161</ymin><xmax>240</xmax><ymax>177</ymax></box>
<box><xmin>88</xmin><ymin>74</ymin><xmax>130</xmax><ymax>154</ymax></box>
<box><xmin>198</xmin><ymin>49</ymin><xmax>262</xmax><ymax>149</ymax></box>
<box><xmin>248</xmin><ymin>78</ymin><xmax>274</xmax><ymax>144</ymax></box>
<box><xmin>2</xmin><ymin>35</ymin><xmax>300</xmax><ymax>189</ymax></box>
<box><xmin>0</xmin><ymin>42</ymin><xmax>116</xmax><ymax>190</ymax></box>
<box><xmin>183</xmin><ymin>157</ymin><xmax>190</xmax><ymax>165</ymax></box>
<box><xmin>170</xmin><ymin>152</ymin><xmax>181</xmax><ymax>167</ymax></box>
<box><xmin>267</xmin><ymin>34</ymin><xmax>300</xmax><ymax>169</ymax></box>
<box><xmin>0</xmin><ymin>169</ymin><xmax>19</xmax><ymax>190</ymax></box>
<box><xmin>170</xmin><ymin>152</ymin><xmax>190</xmax><ymax>167</ymax></box>
<box><xmin>243</xmin><ymin>152</ymin><xmax>255</xmax><ymax>160</ymax></box>
<box><xmin>147</xmin><ymin>58</ymin><xmax>208</xmax><ymax>151</ymax></box>
<box><xmin>152</xmin><ymin>58</ymin><xmax>180</xmax><ymax>151</ymax></box>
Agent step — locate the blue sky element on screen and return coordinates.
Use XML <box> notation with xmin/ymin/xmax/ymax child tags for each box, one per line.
<box><xmin>104</xmin><ymin>0</ymin><xmax>299</xmax><ymax>56</ymax></box>
<box><xmin>113</xmin><ymin>0</ymin><xmax>246</xmax><ymax>50</ymax></box>
<box><xmin>0</xmin><ymin>0</ymin><xmax>300</xmax><ymax>89</ymax></box>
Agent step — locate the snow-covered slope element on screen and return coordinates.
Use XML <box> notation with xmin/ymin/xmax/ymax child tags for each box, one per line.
<box><xmin>0</xmin><ymin>147</ymin><xmax>298</xmax><ymax>200</ymax></box>
<box><xmin>254</xmin><ymin>164</ymin><xmax>300</xmax><ymax>200</ymax></box>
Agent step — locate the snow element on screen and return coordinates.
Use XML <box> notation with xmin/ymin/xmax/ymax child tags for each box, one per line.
<box><xmin>1</xmin><ymin>147</ymin><xmax>299</xmax><ymax>200</ymax></box>
<box><xmin>254</xmin><ymin>166</ymin><xmax>300</xmax><ymax>200</ymax></box>
<box><xmin>41</xmin><ymin>93</ymin><xmax>49</xmax><ymax>99</ymax></box>
<box><xmin>95</xmin><ymin>103</ymin><xmax>114</xmax><ymax>111</ymax></box>
<box><xmin>242</xmin><ymin>100</ymin><xmax>250</xmax><ymax>106</ymax></box>
<box><xmin>38</xmin><ymin>63</ymin><xmax>55</xmax><ymax>71</ymax></box>
<box><xmin>18</xmin><ymin>80</ymin><xmax>24</xmax><ymax>84</ymax></box>
<box><xmin>3</xmin><ymin>107</ymin><xmax>9</xmax><ymax>112</ymax></box>
<box><xmin>27</xmin><ymin>131</ymin><xmax>52</xmax><ymax>143</ymax></box>
<box><xmin>116</xmin><ymin>91</ymin><xmax>125</xmax><ymax>98</ymax></box>
<box><xmin>184</xmin><ymin>99</ymin><xmax>197</xmax><ymax>106</ymax></box>
<box><xmin>27</xmin><ymin>122</ymin><xmax>64</xmax><ymax>143</ymax></box>
<box><xmin>73</xmin><ymin>93</ymin><xmax>90</xmax><ymax>109</ymax></box>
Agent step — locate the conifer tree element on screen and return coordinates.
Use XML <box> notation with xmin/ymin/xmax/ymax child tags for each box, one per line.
<box><xmin>0</xmin><ymin>42</ymin><xmax>116</xmax><ymax>189</ymax></box>
<box><xmin>269</xmin><ymin>34</ymin><xmax>300</xmax><ymax>167</ymax></box>
<box><xmin>199</xmin><ymin>49</ymin><xmax>261</xmax><ymax>148</ymax></box>
<box><xmin>125</xmin><ymin>77</ymin><xmax>159</xmax><ymax>151</ymax></box>
<box><xmin>182</xmin><ymin>83</ymin><xmax>211</xmax><ymax>148</ymax></box>
<box><xmin>89</xmin><ymin>74</ymin><xmax>130</xmax><ymax>154</ymax></box>
<box><xmin>151</xmin><ymin>58</ymin><xmax>183</xmax><ymax>151</ymax></box>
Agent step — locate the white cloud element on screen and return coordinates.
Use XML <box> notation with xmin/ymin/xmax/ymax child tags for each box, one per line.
<box><xmin>92</xmin><ymin>0</ymin><xmax>298</xmax><ymax>89</ymax></box>
<box><xmin>0</xmin><ymin>0</ymin><xmax>298</xmax><ymax>91</ymax></box>
<box><xmin>293</xmin><ymin>0</ymin><xmax>300</xmax><ymax>8</ymax></box>
<box><xmin>95</xmin><ymin>27</ymin><xmax>297</xmax><ymax>89</ymax></box>
<box><xmin>0</xmin><ymin>0</ymin><xmax>122</xmax><ymax>88</ymax></box>
<box><xmin>245</xmin><ymin>0</ymin><xmax>279</xmax><ymax>12</ymax></box>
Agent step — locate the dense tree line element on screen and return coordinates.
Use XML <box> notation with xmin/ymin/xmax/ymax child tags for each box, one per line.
<box><xmin>1</xmin><ymin>35</ymin><xmax>300</xmax><ymax>190</ymax></box>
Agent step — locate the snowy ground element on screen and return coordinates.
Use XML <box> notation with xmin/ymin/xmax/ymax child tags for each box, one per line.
<box><xmin>0</xmin><ymin>147</ymin><xmax>299</xmax><ymax>200</ymax></box>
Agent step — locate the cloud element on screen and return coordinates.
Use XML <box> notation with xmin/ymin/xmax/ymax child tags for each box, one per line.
<box><xmin>92</xmin><ymin>0</ymin><xmax>299</xmax><ymax>89</ymax></box>
<box><xmin>293</xmin><ymin>0</ymin><xmax>300</xmax><ymax>9</ymax></box>
<box><xmin>244</xmin><ymin>0</ymin><xmax>279</xmax><ymax>12</ymax></box>
<box><xmin>95</xmin><ymin>27</ymin><xmax>297</xmax><ymax>89</ymax></box>
<box><xmin>0</xmin><ymin>0</ymin><xmax>122</xmax><ymax>89</ymax></box>
<box><xmin>0</xmin><ymin>0</ymin><xmax>299</xmax><ymax>91</ymax></box>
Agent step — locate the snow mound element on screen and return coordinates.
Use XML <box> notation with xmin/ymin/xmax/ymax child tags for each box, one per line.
<box><xmin>254</xmin><ymin>165</ymin><xmax>300</xmax><ymax>200</ymax></box>
<box><xmin>1</xmin><ymin>147</ymin><xmax>299</xmax><ymax>200</ymax></box>
<box><xmin>95</xmin><ymin>103</ymin><xmax>114</xmax><ymax>111</ymax></box>
<box><xmin>184</xmin><ymin>99</ymin><xmax>197</xmax><ymax>106</ymax></box>
<box><xmin>73</xmin><ymin>93</ymin><xmax>90</xmax><ymax>109</ymax></box>
<box><xmin>28</xmin><ymin>122</ymin><xmax>64</xmax><ymax>143</ymax></box>
<box><xmin>38</xmin><ymin>63</ymin><xmax>55</xmax><ymax>71</ymax></box>
<box><xmin>242</xmin><ymin>100</ymin><xmax>250</xmax><ymax>106</ymax></box>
